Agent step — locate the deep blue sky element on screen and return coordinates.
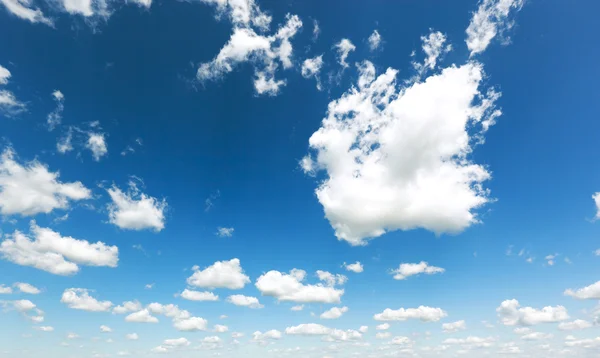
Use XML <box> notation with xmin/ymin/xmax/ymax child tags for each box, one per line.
<box><xmin>1</xmin><ymin>0</ymin><xmax>600</xmax><ymax>357</ymax></box>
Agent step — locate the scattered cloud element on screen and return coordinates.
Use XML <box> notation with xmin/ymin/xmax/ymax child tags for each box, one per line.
<box><xmin>13</xmin><ymin>282</ymin><xmax>40</xmax><ymax>294</ymax></box>
<box><xmin>47</xmin><ymin>90</ymin><xmax>64</xmax><ymax>130</ymax></box>
<box><xmin>391</xmin><ymin>262</ymin><xmax>445</xmax><ymax>280</ymax></box>
<box><xmin>343</xmin><ymin>261</ymin><xmax>363</xmax><ymax>273</ymax></box>
<box><xmin>565</xmin><ymin>281</ymin><xmax>600</xmax><ymax>300</ymax></box>
<box><xmin>125</xmin><ymin>333</ymin><xmax>138</xmax><ymax>340</ymax></box>
<box><xmin>0</xmin><ymin>222</ymin><xmax>118</xmax><ymax>275</ymax></box>
<box><xmin>61</xmin><ymin>288</ymin><xmax>113</xmax><ymax>312</ymax></box>
<box><xmin>374</xmin><ymin>306</ymin><xmax>447</xmax><ymax>322</ymax></box>
<box><xmin>301</xmin><ymin>55</ymin><xmax>324</xmax><ymax>90</ymax></box>
<box><xmin>0</xmin><ymin>0</ymin><xmax>52</xmax><ymax>25</ymax></box>
<box><xmin>466</xmin><ymin>0</ymin><xmax>524</xmax><ymax>56</ymax></box>
<box><xmin>107</xmin><ymin>181</ymin><xmax>167</xmax><ymax>232</ymax></box>
<box><xmin>86</xmin><ymin>133</ymin><xmax>108</xmax><ymax>161</ymax></box>
<box><xmin>180</xmin><ymin>289</ymin><xmax>219</xmax><ymax>302</ymax></box>
<box><xmin>216</xmin><ymin>227</ymin><xmax>234</xmax><ymax>237</ymax></box>
<box><xmin>100</xmin><ymin>325</ymin><xmax>112</xmax><ymax>333</ymax></box>
<box><xmin>333</xmin><ymin>39</ymin><xmax>355</xmax><ymax>68</ymax></box>
<box><xmin>558</xmin><ymin>320</ymin><xmax>592</xmax><ymax>331</ymax></box>
<box><xmin>0</xmin><ymin>148</ymin><xmax>91</xmax><ymax>216</ymax></box>
<box><xmin>320</xmin><ymin>306</ymin><xmax>348</xmax><ymax>319</ymax></box>
<box><xmin>125</xmin><ymin>309</ymin><xmax>159</xmax><ymax>323</ymax></box>
<box><xmin>226</xmin><ymin>294</ymin><xmax>263</xmax><ymax>309</ymax></box>
<box><xmin>368</xmin><ymin>30</ymin><xmax>381</xmax><ymax>51</ymax></box>
<box><xmin>496</xmin><ymin>299</ymin><xmax>569</xmax><ymax>326</ymax></box>
<box><xmin>187</xmin><ymin>258</ymin><xmax>250</xmax><ymax>289</ymax></box>
<box><xmin>255</xmin><ymin>269</ymin><xmax>344</xmax><ymax>303</ymax></box>
<box><xmin>291</xmin><ymin>305</ymin><xmax>304</xmax><ymax>311</ymax></box>
<box><xmin>442</xmin><ymin>320</ymin><xmax>467</xmax><ymax>333</ymax></box>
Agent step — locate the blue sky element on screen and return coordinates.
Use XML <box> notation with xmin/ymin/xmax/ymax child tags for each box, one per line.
<box><xmin>1</xmin><ymin>0</ymin><xmax>600</xmax><ymax>357</ymax></box>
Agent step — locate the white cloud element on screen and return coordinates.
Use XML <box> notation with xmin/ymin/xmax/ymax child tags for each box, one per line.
<box><xmin>301</xmin><ymin>55</ymin><xmax>324</xmax><ymax>90</ymax></box>
<box><xmin>180</xmin><ymin>289</ymin><xmax>219</xmax><ymax>302</ymax></box>
<box><xmin>57</xmin><ymin>129</ymin><xmax>74</xmax><ymax>154</ymax></box>
<box><xmin>61</xmin><ymin>288</ymin><xmax>113</xmax><ymax>312</ymax></box>
<box><xmin>255</xmin><ymin>269</ymin><xmax>344</xmax><ymax>303</ymax></box>
<box><xmin>107</xmin><ymin>181</ymin><xmax>167</xmax><ymax>232</ymax></box>
<box><xmin>316</xmin><ymin>270</ymin><xmax>347</xmax><ymax>286</ymax></box>
<box><xmin>216</xmin><ymin>227</ymin><xmax>234</xmax><ymax>237</ymax></box>
<box><xmin>100</xmin><ymin>325</ymin><xmax>112</xmax><ymax>333</ymax></box>
<box><xmin>565</xmin><ymin>281</ymin><xmax>600</xmax><ymax>300</ymax></box>
<box><xmin>86</xmin><ymin>133</ymin><xmax>107</xmax><ymax>161</ymax></box>
<box><xmin>359</xmin><ymin>326</ymin><xmax>368</xmax><ymax>333</ymax></box>
<box><xmin>0</xmin><ymin>223</ymin><xmax>118</xmax><ymax>275</ymax></box>
<box><xmin>417</xmin><ymin>31</ymin><xmax>451</xmax><ymax>72</ymax></box>
<box><xmin>226</xmin><ymin>294</ymin><xmax>263</xmax><ymax>309</ymax></box>
<box><xmin>10</xmin><ymin>299</ymin><xmax>37</xmax><ymax>311</ymax></box>
<box><xmin>312</xmin><ymin>19</ymin><xmax>320</xmax><ymax>41</ymax></box>
<box><xmin>291</xmin><ymin>305</ymin><xmax>304</xmax><ymax>311</ymax></box>
<box><xmin>285</xmin><ymin>323</ymin><xmax>330</xmax><ymax>336</ymax></box>
<box><xmin>466</xmin><ymin>0</ymin><xmax>524</xmax><ymax>56</ymax></box>
<box><xmin>187</xmin><ymin>258</ymin><xmax>249</xmax><ymax>289</ymax></box>
<box><xmin>66</xmin><ymin>333</ymin><xmax>79</xmax><ymax>339</ymax></box>
<box><xmin>368</xmin><ymin>30</ymin><xmax>381</xmax><ymax>51</ymax></box>
<box><xmin>125</xmin><ymin>309</ymin><xmax>159</xmax><ymax>323</ymax></box>
<box><xmin>343</xmin><ymin>261</ymin><xmax>363</xmax><ymax>273</ymax></box>
<box><xmin>391</xmin><ymin>262</ymin><xmax>445</xmax><ymax>280</ymax></box>
<box><xmin>376</xmin><ymin>332</ymin><xmax>391</xmax><ymax>339</ymax></box>
<box><xmin>214</xmin><ymin>324</ymin><xmax>228</xmax><ymax>333</ymax></box>
<box><xmin>172</xmin><ymin>317</ymin><xmax>207</xmax><ymax>332</ymax></box>
<box><xmin>35</xmin><ymin>326</ymin><xmax>54</xmax><ymax>332</ymax></box>
<box><xmin>14</xmin><ymin>283</ymin><xmax>40</xmax><ymax>294</ymax></box>
<box><xmin>376</xmin><ymin>323</ymin><xmax>390</xmax><ymax>330</ymax></box>
<box><xmin>0</xmin><ymin>65</ymin><xmax>26</xmax><ymax>116</ymax></box>
<box><xmin>0</xmin><ymin>65</ymin><xmax>10</xmax><ymax>85</ymax></box>
<box><xmin>0</xmin><ymin>148</ymin><xmax>91</xmax><ymax>216</ymax></box>
<box><xmin>113</xmin><ymin>301</ymin><xmax>142</xmax><ymax>314</ymax></box>
<box><xmin>545</xmin><ymin>254</ymin><xmax>557</xmax><ymax>266</ymax></box>
<box><xmin>496</xmin><ymin>299</ymin><xmax>569</xmax><ymax>326</ymax></box>
<box><xmin>593</xmin><ymin>193</ymin><xmax>600</xmax><ymax>220</ymax></box>
<box><xmin>0</xmin><ymin>0</ymin><xmax>52</xmax><ymax>25</ymax></box>
<box><xmin>145</xmin><ymin>283</ymin><xmax>154</xmax><ymax>289</ymax></box>
<box><xmin>47</xmin><ymin>90</ymin><xmax>64</xmax><ymax>131</ymax></box>
<box><xmin>197</xmin><ymin>14</ymin><xmax>302</xmax><ymax>96</ymax></box>
<box><xmin>558</xmin><ymin>320</ymin><xmax>592</xmax><ymax>331</ymax></box>
<box><xmin>443</xmin><ymin>336</ymin><xmax>495</xmax><ymax>349</ymax></box>
<box><xmin>253</xmin><ymin>330</ymin><xmax>282</xmax><ymax>341</ymax></box>
<box><xmin>0</xmin><ymin>284</ymin><xmax>12</xmax><ymax>294</ymax></box>
<box><xmin>151</xmin><ymin>337</ymin><xmax>190</xmax><ymax>353</ymax></box>
<box><xmin>302</xmin><ymin>57</ymin><xmax>500</xmax><ymax>245</ymax></box>
<box><xmin>521</xmin><ymin>332</ymin><xmax>553</xmax><ymax>341</ymax></box>
<box><xmin>327</xmin><ymin>329</ymin><xmax>362</xmax><ymax>342</ymax></box>
<box><xmin>333</xmin><ymin>39</ymin><xmax>355</xmax><ymax>68</ymax></box>
<box><xmin>200</xmin><ymin>0</ymin><xmax>271</xmax><ymax>30</ymax></box>
<box><xmin>390</xmin><ymin>336</ymin><xmax>413</xmax><ymax>346</ymax></box>
<box><xmin>374</xmin><ymin>306</ymin><xmax>447</xmax><ymax>322</ymax></box>
<box><xmin>320</xmin><ymin>306</ymin><xmax>348</xmax><ymax>319</ymax></box>
<box><xmin>443</xmin><ymin>320</ymin><xmax>466</xmax><ymax>333</ymax></box>
<box><xmin>125</xmin><ymin>333</ymin><xmax>138</xmax><ymax>340</ymax></box>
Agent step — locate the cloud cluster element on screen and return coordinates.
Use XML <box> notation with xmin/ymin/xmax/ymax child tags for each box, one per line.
<box><xmin>496</xmin><ymin>299</ymin><xmax>569</xmax><ymax>326</ymax></box>
<box><xmin>255</xmin><ymin>269</ymin><xmax>344</xmax><ymax>303</ymax></box>
<box><xmin>0</xmin><ymin>223</ymin><xmax>118</xmax><ymax>275</ymax></box>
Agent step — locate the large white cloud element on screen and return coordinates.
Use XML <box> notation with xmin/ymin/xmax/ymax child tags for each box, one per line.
<box><xmin>496</xmin><ymin>299</ymin><xmax>569</xmax><ymax>326</ymax></box>
<box><xmin>255</xmin><ymin>269</ymin><xmax>344</xmax><ymax>303</ymax></box>
<box><xmin>0</xmin><ymin>223</ymin><xmax>118</xmax><ymax>275</ymax></box>
<box><xmin>391</xmin><ymin>262</ymin><xmax>445</xmax><ymax>280</ymax></box>
<box><xmin>302</xmin><ymin>56</ymin><xmax>500</xmax><ymax>245</ymax></box>
<box><xmin>226</xmin><ymin>294</ymin><xmax>263</xmax><ymax>309</ymax></box>
<box><xmin>107</xmin><ymin>181</ymin><xmax>167</xmax><ymax>232</ymax></box>
<box><xmin>466</xmin><ymin>0</ymin><xmax>524</xmax><ymax>56</ymax></box>
<box><xmin>61</xmin><ymin>288</ymin><xmax>113</xmax><ymax>312</ymax></box>
<box><xmin>0</xmin><ymin>0</ymin><xmax>52</xmax><ymax>25</ymax></box>
<box><xmin>373</xmin><ymin>306</ymin><xmax>447</xmax><ymax>322</ymax></box>
<box><xmin>0</xmin><ymin>149</ymin><xmax>91</xmax><ymax>216</ymax></box>
<box><xmin>565</xmin><ymin>281</ymin><xmax>600</xmax><ymax>300</ymax></box>
<box><xmin>197</xmin><ymin>11</ymin><xmax>302</xmax><ymax>96</ymax></box>
<box><xmin>186</xmin><ymin>258</ymin><xmax>249</xmax><ymax>289</ymax></box>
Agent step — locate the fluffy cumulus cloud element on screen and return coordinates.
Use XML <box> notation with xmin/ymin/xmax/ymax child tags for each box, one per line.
<box><xmin>368</xmin><ymin>30</ymin><xmax>382</xmax><ymax>51</ymax></box>
<box><xmin>0</xmin><ymin>65</ymin><xmax>27</xmax><ymax>115</ymax></box>
<box><xmin>302</xmin><ymin>54</ymin><xmax>501</xmax><ymax>245</ymax></box>
<box><xmin>0</xmin><ymin>0</ymin><xmax>52</xmax><ymax>25</ymax></box>
<box><xmin>466</xmin><ymin>0</ymin><xmax>524</xmax><ymax>56</ymax></box>
<box><xmin>186</xmin><ymin>258</ymin><xmax>250</xmax><ymax>289</ymax></box>
<box><xmin>100</xmin><ymin>325</ymin><xmax>112</xmax><ymax>333</ymax></box>
<box><xmin>255</xmin><ymin>269</ymin><xmax>344</xmax><ymax>303</ymax></box>
<box><xmin>343</xmin><ymin>261</ymin><xmax>363</xmax><ymax>273</ymax></box>
<box><xmin>558</xmin><ymin>319</ymin><xmax>592</xmax><ymax>331</ymax></box>
<box><xmin>442</xmin><ymin>320</ymin><xmax>467</xmax><ymax>333</ymax></box>
<box><xmin>113</xmin><ymin>300</ymin><xmax>142</xmax><ymax>314</ymax></box>
<box><xmin>391</xmin><ymin>262</ymin><xmax>445</xmax><ymax>280</ymax></box>
<box><xmin>0</xmin><ymin>148</ymin><xmax>91</xmax><ymax>216</ymax></box>
<box><xmin>316</xmin><ymin>270</ymin><xmax>347</xmax><ymax>286</ymax></box>
<box><xmin>0</xmin><ymin>284</ymin><xmax>12</xmax><ymax>294</ymax></box>
<box><xmin>61</xmin><ymin>288</ymin><xmax>113</xmax><ymax>312</ymax></box>
<box><xmin>197</xmin><ymin>4</ymin><xmax>303</xmax><ymax>96</ymax></box>
<box><xmin>107</xmin><ymin>181</ymin><xmax>167</xmax><ymax>232</ymax></box>
<box><xmin>285</xmin><ymin>323</ymin><xmax>331</xmax><ymax>336</ymax></box>
<box><xmin>333</xmin><ymin>38</ymin><xmax>355</xmax><ymax>68</ymax></box>
<box><xmin>14</xmin><ymin>282</ymin><xmax>40</xmax><ymax>294</ymax></box>
<box><xmin>0</xmin><ymin>222</ymin><xmax>118</xmax><ymax>275</ymax></box>
<box><xmin>253</xmin><ymin>330</ymin><xmax>282</xmax><ymax>341</ymax></box>
<box><xmin>152</xmin><ymin>337</ymin><xmax>190</xmax><ymax>353</ymax></box>
<box><xmin>226</xmin><ymin>294</ymin><xmax>264</xmax><ymax>309</ymax></box>
<box><xmin>496</xmin><ymin>299</ymin><xmax>569</xmax><ymax>326</ymax></box>
<box><xmin>374</xmin><ymin>306</ymin><xmax>447</xmax><ymax>322</ymax></box>
<box><xmin>320</xmin><ymin>306</ymin><xmax>348</xmax><ymax>319</ymax></box>
<box><xmin>125</xmin><ymin>309</ymin><xmax>159</xmax><ymax>323</ymax></box>
<box><xmin>147</xmin><ymin>303</ymin><xmax>208</xmax><ymax>332</ymax></box>
<box><xmin>301</xmin><ymin>55</ymin><xmax>324</xmax><ymax>90</ymax></box>
<box><xmin>565</xmin><ymin>281</ymin><xmax>600</xmax><ymax>300</ymax></box>
<box><xmin>86</xmin><ymin>133</ymin><xmax>108</xmax><ymax>161</ymax></box>
<box><xmin>180</xmin><ymin>289</ymin><xmax>219</xmax><ymax>302</ymax></box>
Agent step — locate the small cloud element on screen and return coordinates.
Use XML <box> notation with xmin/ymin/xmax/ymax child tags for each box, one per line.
<box><xmin>216</xmin><ymin>227</ymin><xmax>234</xmax><ymax>238</ymax></box>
